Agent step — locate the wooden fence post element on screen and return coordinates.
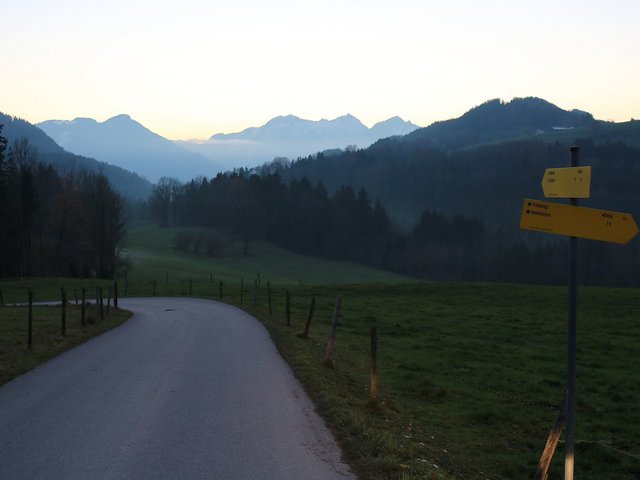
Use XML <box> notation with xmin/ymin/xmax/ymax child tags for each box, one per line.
<box><xmin>81</xmin><ymin>288</ymin><xmax>86</xmax><ymax>327</ymax></box>
<box><xmin>113</xmin><ymin>282</ymin><xmax>118</xmax><ymax>310</ymax></box>
<box><xmin>267</xmin><ymin>281</ymin><xmax>272</xmax><ymax>315</ymax></box>
<box><xmin>99</xmin><ymin>288</ymin><xmax>104</xmax><ymax>321</ymax></box>
<box><xmin>370</xmin><ymin>327</ymin><xmax>378</xmax><ymax>401</ymax></box>
<box><xmin>302</xmin><ymin>297</ymin><xmax>316</xmax><ymax>338</ymax></box>
<box><xmin>286</xmin><ymin>290</ymin><xmax>291</xmax><ymax>326</ymax></box>
<box><xmin>324</xmin><ymin>295</ymin><xmax>342</xmax><ymax>368</ymax></box>
<box><xmin>534</xmin><ymin>393</ymin><xmax>568</xmax><ymax>480</ymax></box>
<box><xmin>253</xmin><ymin>279</ymin><xmax>257</xmax><ymax>308</ymax></box>
<box><xmin>74</xmin><ymin>289</ymin><xmax>78</xmax><ymax>305</ymax></box>
<box><xmin>210</xmin><ymin>272</ymin><xmax>213</xmax><ymax>283</ymax></box>
<box><xmin>106</xmin><ymin>286</ymin><xmax>112</xmax><ymax>317</ymax></box>
<box><xmin>152</xmin><ymin>280</ymin><xmax>157</xmax><ymax>296</ymax></box>
<box><xmin>28</xmin><ymin>289</ymin><xmax>33</xmax><ymax>348</ymax></box>
<box><xmin>61</xmin><ymin>288</ymin><xmax>67</xmax><ymax>337</ymax></box>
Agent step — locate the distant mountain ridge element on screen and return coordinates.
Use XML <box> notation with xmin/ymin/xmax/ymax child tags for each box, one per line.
<box><xmin>370</xmin><ymin>116</ymin><xmax>422</xmax><ymax>139</ymax></box>
<box><xmin>38</xmin><ymin>115</ymin><xmax>221</xmax><ymax>183</ymax></box>
<box><xmin>177</xmin><ymin>114</ymin><xmax>420</xmax><ymax>171</ymax></box>
<box><xmin>30</xmin><ymin>97</ymin><xmax>626</xmax><ymax>185</ymax></box>
<box><xmin>34</xmin><ymin>112</ymin><xmax>420</xmax><ymax>180</ymax></box>
<box><xmin>0</xmin><ymin>112</ymin><xmax>152</xmax><ymax>200</ymax></box>
<box><xmin>209</xmin><ymin>114</ymin><xmax>419</xmax><ymax>142</ymax></box>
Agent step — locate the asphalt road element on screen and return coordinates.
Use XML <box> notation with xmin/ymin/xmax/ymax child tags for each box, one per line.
<box><xmin>0</xmin><ymin>297</ymin><xmax>355</xmax><ymax>480</ymax></box>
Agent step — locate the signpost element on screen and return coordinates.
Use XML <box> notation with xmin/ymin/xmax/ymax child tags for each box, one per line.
<box><xmin>520</xmin><ymin>199</ymin><xmax>638</xmax><ymax>244</ymax></box>
<box><xmin>521</xmin><ymin>147</ymin><xmax>638</xmax><ymax>480</ymax></box>
<box><xmin>541</xmin><ymin>166</ymin><xmax>591</xmax><ymax>198</ymax></box>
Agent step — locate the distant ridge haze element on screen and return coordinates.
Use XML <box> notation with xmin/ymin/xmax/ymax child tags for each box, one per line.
<box><xmin>0</xmin><ymin>112</ymin><xmax>152</xmax><ymax>200</ymax></box>
<box><xmin>28</xmin><ymin>97</ymin><xmax>621</xmax><ymax>185</ymax></box>
<box><xmin>209</xmin><ymin>114</ymin><xmax>420</xmax><ymax>142</ymax></box>
<box><xmin>178</xmin><ymin>114</ymin><xmax>421</xmax><ymax>171</ymax></box>
<box><xmin>37</xmin><ymin>112</ymin><xmax>420</xmax><ymax>178</ymax></box>
<box><xmin>38</xmin><ymin>115</ymin><xmax>222</xmax><ymax>183</ymax></box>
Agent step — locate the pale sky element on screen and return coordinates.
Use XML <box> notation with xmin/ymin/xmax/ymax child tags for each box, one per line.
<box><xmin>2</xmin><ymin>0</ymin><xmax>639</xmax><ymax>140</ymax></box>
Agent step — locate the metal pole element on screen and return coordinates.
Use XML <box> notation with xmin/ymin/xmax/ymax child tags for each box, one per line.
<box><xmin>565</xmin><ymin>146</ymin><xmax>579</xmax><ymax>480</ymax></box>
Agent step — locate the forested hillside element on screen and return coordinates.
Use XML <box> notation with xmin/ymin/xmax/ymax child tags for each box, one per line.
<box><xmin>147</xmin><ymin>167</ymin><xmax>640</xmax><ymax>286</ymax></box>
<box><xmin>138</xmin><ymin>97</ymin><xmax>640</xmax><ymax>287</ymax></box>
<box><xmin>281</xmin><ymin>137</ymin><xmax>640</xmax><ymax>229</ymax></box>
<box><xmin>0</xmin><ymin>113</ymin><xmax>152</xmax><ymax>200</ymax></box>
<box><xmin>402</xmin><ymin>97</ymin><xmax>598</xmax><ymax>151</ymax></box>
<box><xmin>251</xmin><ymin>99</ymin><xmax>640</xmax><ymax>286</ymax></box>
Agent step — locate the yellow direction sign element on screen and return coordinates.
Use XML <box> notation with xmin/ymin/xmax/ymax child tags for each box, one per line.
<box><xmin>520</xmin><ymin>198</ymin><xmax>639</xmax><ymax>244</ymax></box>
<box><xmin>542</xmin><ymin>166</ymin><xmax>591</xmax><ymax>198</ymax></box>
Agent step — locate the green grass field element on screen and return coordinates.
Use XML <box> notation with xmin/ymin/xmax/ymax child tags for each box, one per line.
<box><xmin>2</xmin><ymin>222</ymin><xmax>638</xmax><ymax>479</ymax></box>
<box><xmin>123</xmin><ymin>221</ymin><xmax>409</xmax><ymax>285</ymax></box>
<box><xmin>228</xmin><ymin>282</ymin><xmax>640</xmax><ymax>480</ymax></box>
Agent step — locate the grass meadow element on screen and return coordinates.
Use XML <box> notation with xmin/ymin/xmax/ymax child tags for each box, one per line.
<box><xmin>2</xmin><ymin>222</ymin><xmax>639</xmax><ymax>479</ymax></box>
<box><xmin>123</xmin><ymin>221</ymin><xmax>409</xmax><ymax>285</ymax></box>
<box><xmin>221</xmin><ymin>281</ymin><xmax>640</xmax><ymax>480</ymax></box>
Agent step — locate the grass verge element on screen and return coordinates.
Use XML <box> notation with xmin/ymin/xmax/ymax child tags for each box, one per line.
<box><xmin>221</xmin><ymin>281</ymin><xmax>640</xmax><ymax>480</ymax></box>
<box><xmin>0</xmin><ymin>288</ymin><xmax>131</xmax><ymax>387</ymax></box>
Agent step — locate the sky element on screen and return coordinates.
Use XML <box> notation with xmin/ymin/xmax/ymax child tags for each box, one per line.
<box><xmin>2</xmin><ymin>0</ymin><xmax>640</xmax><ymax>140</ymax></box>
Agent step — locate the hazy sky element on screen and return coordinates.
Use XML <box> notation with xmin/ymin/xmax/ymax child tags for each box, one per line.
<box><xmin>2</xmin><ymin>0</ymin><xmax>639</xmax><ymax>140</ymax></box>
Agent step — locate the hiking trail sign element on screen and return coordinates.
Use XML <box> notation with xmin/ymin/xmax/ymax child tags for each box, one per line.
<box><xmin>522</xmin><ymin>147</ymin><xmax>637</xmax><ymax>480</ymax></box>
<box><xmin>520</xmin><ymin>198</ymin><xmax>638</xmax><ymax>244</ymax></box>
<box><xmin>541</xmin><ymin>166</ymin><xmax>591</xmax><ymax>198</ymax></box>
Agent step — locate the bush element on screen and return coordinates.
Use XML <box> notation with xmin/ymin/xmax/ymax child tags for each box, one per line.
<box><xmin>173</xmin><ymin>231</ymin><xmax>193</xmax><ymax>251</ymax></box>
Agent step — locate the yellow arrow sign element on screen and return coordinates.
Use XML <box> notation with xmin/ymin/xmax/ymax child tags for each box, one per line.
<box><xmin>520</xmin><ymin>198</ymin><xmax>639</xmax><ymax>244</ymax></box>
<box><xmin>542</xmin><ymin>166</ymin><xmax>591</xmax><ymax>198</ymax></box>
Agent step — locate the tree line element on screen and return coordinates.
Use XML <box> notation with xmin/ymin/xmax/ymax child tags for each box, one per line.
<box><xmin>0</xmin><ymin>126</ymin><xmax>126</xmax><ymax>279</ymax></box>
<box><xmin>148</xmin><ymin>168</ymin><xmax>640</xmax><ymax>287</ymax></box>
<box><xmin>149</xmin><ymin>173</ymin><xmax>394</xmax><ymax>264</ymax></box>
<box><xmin>275</xmin><ymin>136</ymin><xmax>640</xmax><ymax>286</ymax></box>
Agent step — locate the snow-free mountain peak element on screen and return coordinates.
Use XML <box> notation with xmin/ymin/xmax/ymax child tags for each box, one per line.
<box><xmin>371</xmin><ymin>116</ymin><xmax>420</xmax><ymax>138</ymax></box>
<box><xmin>38</xmin><ymin>114</ymin><xmax>221</xmax><ymax>182</ymax></box>
<box><xmin>209</xmin><ymin>113</ymin><xmax>414</xmax><ymax>143</ymax></box>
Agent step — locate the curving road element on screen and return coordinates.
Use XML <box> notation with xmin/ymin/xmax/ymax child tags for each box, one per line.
<box><xmin>0</xmin><ymin>297</ymin><xmax>354</xmax><ymax>480</ymax></box>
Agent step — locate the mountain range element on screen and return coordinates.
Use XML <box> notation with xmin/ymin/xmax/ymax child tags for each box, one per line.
<box><xmin>210</xmin><ymin>114</ymin><xmax>419</xmax><ymax>142</ymax></box>
<box><xmin>2</xmin><ymin>110</ymin><xmax>420</xmax><ymax>194</ymax></box>
<box><xmin>36</xmin><ymin>113</ymin><xmax>420</xmax><ymax>179</ymax></box>
<box><xmin>37</xmin><ymin>115</ymin><xmax>221</xmax><ymax>183</ymax></box>
<box><xmin>0</xmin><ymin>112</ymin><xmax>152</xmax><ymax>200</ymax></box>
<box><xmin>5</xmin><ymin>97</ymin><xmax>639</xmax><ymax>205</ymax></box>
<box><xmin>178</xmin><ymin>114</ymin><xmax>421</xmax><ymax>171</ymax></box>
